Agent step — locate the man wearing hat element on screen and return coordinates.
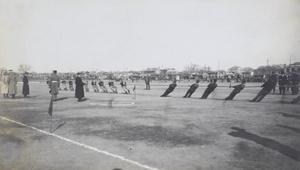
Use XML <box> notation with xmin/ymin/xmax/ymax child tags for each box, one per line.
<box><xmin>49</xmin><ymin>70</ymin><xmax>60</xmax><ymax>101</ymax></box>
<box><xmin>1</xmin><ymin>70</ymin><xmax>9</xmax><ymax>98</ymax></box>
<box><xmin>22</xmin><ymin>72</ymin><xmax>30</xmax><ymax>97</ymax></box>
<box><xmin>8</xmin><ymin>70</ymin><xmax>18</xmax><ymax>99</ymax></box>
<box><xmin>225</xmin><ymin>79</ymin><xmax>246</xmax><ymax>100</ymax></box>
<box><xmin>278</xmin><ymin>71</ymin><xmax>288</xmax><ymax>95</ymax></box>
<box><xmin>75</xmin><ymin>72</ymin><xmax>85</xmax><ymax>101</ymax></box>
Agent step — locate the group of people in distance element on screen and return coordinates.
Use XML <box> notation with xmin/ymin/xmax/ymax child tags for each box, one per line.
<box><xmin>1</xmin><ymin>70</ymin><xmax>29</xmax><ymax>99</ymax></box>
<box><xmin>160</xmin><ymin>70</ymin><xmax>300</xmax><ymax>104</ymax></box>
<box><xmin>47</xmin><ymin>70</ymin><xmax>131</xmax><ymax>102</ymax></box>
<box><xmin>160</xmin><ymin>78</ymin><xmax>246</xmax><ymax>101</ymax></box>
<box><xmin>2</xmin><ymin>69</ymin><xmax>299</xmax><ymax>104</ymax></box>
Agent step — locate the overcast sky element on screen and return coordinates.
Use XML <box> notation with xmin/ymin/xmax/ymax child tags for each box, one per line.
<box><xmin>1</xmin><ymin>0</ymin><xmax>300</xmax><ymax>73</ymax></box>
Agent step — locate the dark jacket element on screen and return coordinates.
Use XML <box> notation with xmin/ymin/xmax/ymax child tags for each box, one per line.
<box><xmin>261</xmin><ymin>80</ymin><xmax>274</xmax><ymax>93</ymax></box>
<box><xmin>189</xmin><ymin>83</ymin><xmax>199</xmax><ymax>92</ymax></box>
<box><xmin>75</xmin><ymin>77</ymin><xmax>85</xmax><ymax>99</ymax></box>
<box><xmin>278</xmin><ymin>75</ymin><xmax>288</xmax><ymax>86</ymax></box>
<box><xmin>232</xmin><ymin>84</ymin><xmax>245</xmax><ymax>93</ymax></box>
<box><xmin>22</xmin><ymin>76</ymin><xmax>29</xmax><ymax>95</ymax></box>
<box><xmin>206</xmin><ymin>82</ymin><xmax>217</xmax><ymax>92</ymax></box>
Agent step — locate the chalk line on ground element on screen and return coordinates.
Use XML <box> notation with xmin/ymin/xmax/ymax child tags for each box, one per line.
<box><xmin>0</xmin><ymin>116</ymin><xmax>160</xmax><ymax>170</ymax></box>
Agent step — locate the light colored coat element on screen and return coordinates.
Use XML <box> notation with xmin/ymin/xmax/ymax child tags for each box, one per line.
<box><xmin>1</xmin><ymin>74</ymin><xmax>9</xmax><ymax>94</ymax></box>
<box><xmin>8</xmin><ymin>72</ymin><xmax>18</xmax><ymax>95</ymax></box>
<box><xmin>49</xmin><ymin>74</ymin><xmax>60</xmax><ymax>94</ymax></box>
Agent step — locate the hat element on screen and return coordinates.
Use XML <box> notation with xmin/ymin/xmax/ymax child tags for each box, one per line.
<box><xmin>77</xmin><ymin>72</ymin><xmax>81</xmax><ymax>75</ymax></box>
<box><xmin>53</xmin><ymin>70</ymin><xmax>57</xmax><ymax>73</ymax></box>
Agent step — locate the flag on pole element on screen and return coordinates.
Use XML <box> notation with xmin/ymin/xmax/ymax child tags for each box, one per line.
<box><xmin>133</xmin><ymin>85</ymin><xmax>136</xmax><ymax>92</ymax></box>
<box><xmin>48</xmin><ymin>97</ymin><xmax>53</xmax><ymax>116</ymax></box>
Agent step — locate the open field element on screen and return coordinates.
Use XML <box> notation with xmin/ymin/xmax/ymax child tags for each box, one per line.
<box><xmin>0</xmin><ymin>81</ymin><xmax>300</xmax><ymax>170</ymax></box>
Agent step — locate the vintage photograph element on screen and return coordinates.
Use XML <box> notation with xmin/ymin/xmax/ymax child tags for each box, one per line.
<box><xmin>0</xmin><ymin>0</ymin><xmax>300</xmax><ymax>169</ymax></box>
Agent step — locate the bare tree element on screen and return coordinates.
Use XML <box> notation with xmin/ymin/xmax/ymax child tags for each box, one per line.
<box><xmin>17</xmin><ymin>64</ymin><xmax>32</xmax><ymax>73</ymax></box>
<box><xmin>184</xmin><ymin>64</ymin><xmax>201</xmax><ymax>73</ymax></box>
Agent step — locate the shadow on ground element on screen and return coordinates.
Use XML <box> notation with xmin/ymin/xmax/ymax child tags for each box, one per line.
<box><xmin>228</xmin><ymin>127</ymin><xmax>300</xmax><ymax>162</ymax></box>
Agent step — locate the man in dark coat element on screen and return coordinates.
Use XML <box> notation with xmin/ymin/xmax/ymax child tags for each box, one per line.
<box><xmin>183</xmin><ymin>79</ymin><xmax>200</xmax><ymax>98</ymax></box>
<box><xmin>291</xmin><ymin>70</ymin><xmax>300</xmax><ymax>95</ymax></box>
<box><xmin>269</xmin><ymin>71</ymin><xmax>277</xmax><ymax>93</ymax></box>
<box><xmin>22</xmin><ymin>72</ymin><xmax>30</xmax><ymax>97</ymax></box>
<box><xmin>161</xmin><ymin>79</ymin><xmax>177</xmax><ymax>97</ymax></box>
<box><xmin>145</xmin><ymin>75</ymin><xmax>151</xmax><ymax>90</ymax></box>
<box><xmin>225</xmin><ymin>79</ymin><xmax>246</xmax><ymax>100</ymax></box>
<box><xmin>250</xmin><ymin>79</ymin><xmax>274</xmax><ymax>102</ymax></box>
<box><xmin>278</xmin><ymin>71</ymin><xmax>288</xmax><ymax>95</ymax></box>
<box><xmin>200</xmin><ymin>79</ymin><xmax>218</xmax><ymax>99</ymax></box>
<box><xmin>75</xmin><ymin>73</ymin><xmax>85</xmax><ymax>101</ymax></box>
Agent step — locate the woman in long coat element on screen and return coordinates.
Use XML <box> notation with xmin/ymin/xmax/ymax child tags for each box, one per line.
<box><xmin>75</xmin><ymin>73</ymin><xmax>85</xmax><ymax>101</ymax></box>
<box><xmin>22</xmin><ymin>72</ymin><xmax>30</xmax><ymax>97</ymax></box>
<box><xmin>1</xmin><ymin>71</ymin><xmax>9</xmax><ymax>98</ymax></box>
<box><xmin>8</xmin><ymin>70</ymin><xmax>18</xmax><ymax>99</ymax></box>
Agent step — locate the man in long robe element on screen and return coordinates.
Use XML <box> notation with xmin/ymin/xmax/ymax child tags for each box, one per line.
<box><xmin>49</xmin><ymin>70</ymin><xmax>60</xmax><ymax>101</ymax></box>
<box><xmin>22</xmin><ymin>72</ymin><xmax>30</xmax><ymax>97</ymax></box>
<box><xmin>75</xmin><ymin>73</ymin><xmax>85</xmax><ymax>101</ymax></box>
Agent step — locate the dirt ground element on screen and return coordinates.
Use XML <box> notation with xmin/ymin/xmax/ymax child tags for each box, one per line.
<box><xmin>0</xmin><ymin>80</ymin><xmax>299</xmax><ymax>170</ymax></box>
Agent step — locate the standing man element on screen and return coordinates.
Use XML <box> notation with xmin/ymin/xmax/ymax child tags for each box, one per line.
<box><xmin>200</xmin><ymin>79</ymin><xmax>218</xmax><ymax>99</ymax></box>
<box><xmin>160</xmin><ymin>79</ymin><xmax>177</xmax><ymax>97</ymax></box>
<box><xmin>145</xmin><ymin>75</ymin><xmax>151</xmax><ymax>90</ymax></box>
<box><xmin>22</xmin><ymin>72</ymin><xmax>30</xmax><ymax>97</ymax></box>
<box><xmin>278</xmin><ymin>71</ymin><xmax>288</xmax><ymax>95</ymax></box>
<box><xmin>250</xmin><ymin>79</ymin><xmax>274</xmax><ymax>102</ymax></box>
<box><xmin>225</xmin><ymin>79</ymin><xmax>246</xmax><ymax>100</ymax></box>
<box><xmin>291</xmin><ymin>70</ymin><xmax>300</xmax><ymax>95</ymax></box>
<box><xmin>49</xmin><ymin>70</ymin><xmax>60</xmax><ymax>101</ymax></box>
<box><xmin>183</xmin><ymin>79</ymin><xmax>200</xmax><ymax>98</ymax></box>
<box><xmin>8</xmin><ymin>70</ymin><xmax>18</xmax><ymax>99</ymax></box>
<box><xmin>75</xmin><ymin>73</ymin><xmax>85</xmax><ymax>101</ymax></box>
<box><xmin>269</xmin><ymin>71</ymin><xmax>278</xmax><ymax>93</ymax></box>
<box><xmin>1</xmin><ymin>70</ymin><xmax>9</xmax><ymax>98</ymax></box>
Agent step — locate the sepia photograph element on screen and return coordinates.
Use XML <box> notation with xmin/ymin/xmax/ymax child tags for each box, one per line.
<box><xmin>0</xmin><ymin>0</ymin><xmax>300</xmax><ymax>169</ymax></box>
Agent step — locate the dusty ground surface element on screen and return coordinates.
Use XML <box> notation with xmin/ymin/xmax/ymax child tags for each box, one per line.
<box><xmin>0</xmin><ymin>80</ymin><xmax>299</xmax><ymax>170</ymax></box>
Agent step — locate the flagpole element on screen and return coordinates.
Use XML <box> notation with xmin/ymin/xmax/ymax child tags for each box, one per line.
<box><xmin>50</xmin><ymin>115</ymin><xmax>52</xmax><ymax>133</ymax></box>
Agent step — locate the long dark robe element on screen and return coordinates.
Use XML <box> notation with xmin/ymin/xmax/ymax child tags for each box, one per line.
<box><xmin>75</xmin><ymin>77</ymin><xmax>85</xmax><ymax>99</ymax></box>
<box><xmin>22</xmin><ymin>76</ymin><xmax>30</xmax><ymax>95</ymax></box>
